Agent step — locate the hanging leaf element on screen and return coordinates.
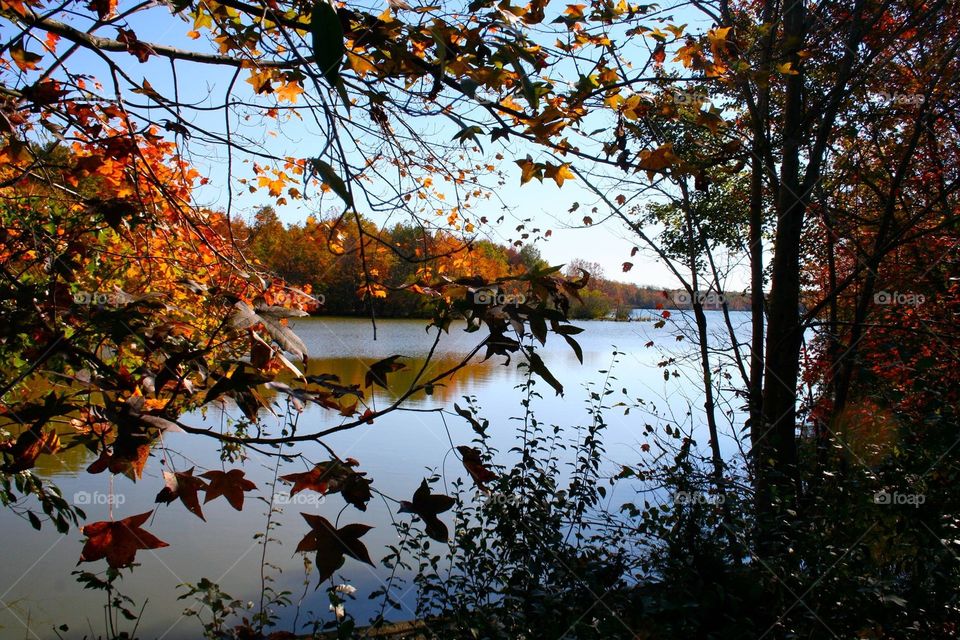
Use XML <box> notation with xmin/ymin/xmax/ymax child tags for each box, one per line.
<box><xmin>456</xmin><ymin>445</ymin><xmax>496</xmax><ymax>488</ymax></box>
<box><xmin>310</xmin><ymin>158</ymin><xmax>353</xmax><ymax>208</ymax></box>
<box><xmin>399</xmin><ymin>479</ymin><xmax>456</xmax><ymax>542</ymax></box>
<box><xmin>201</xmin><ymin>469</ymin><xmax>256</xmax><ymax>511</ymax></box>
<box><xmin>295</xmin><ymin>513</ymin><xmax>374</xmax><ymax>585</ymax></box>
<box><xmin>79</xmin><ymin>511</ymin><xmax>169</xmax><ymax>568</ymax></box>
<box><xmin>155</xmin><ymin>467</ymin><xmax>208</xmax><ymax>521</ymax></box>
<box><xmin>311</xmin><ymin>0</ymin><xmax>344</xmax><ymax>87</ymax></box>
<box><xmin>364</xmin><ymin>355</ymin><xmax>405</xmax><ymax>389</ymax></box>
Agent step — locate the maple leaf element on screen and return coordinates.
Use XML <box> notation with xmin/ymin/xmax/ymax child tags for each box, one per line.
<box><xmin>116</xmin><ymin>28</ymin><xmax>155</xmax><ymax>63</ymax></box>
<box><xmin>544</xmin><ymin>162</ymin><xmax>575</xmax><ymax>187</ymax></box>
<box><xmin>364</xmin><ymin>355</ymin><xmax>405</xmax><ymax>389</ymax></box>
<box><xmin>399</xmin><ymin>479</ymin><xmax>456</xmax><ymax>542</ymax></box>
<box><xmin>275</xmin><ymin>80</ymin><xmax>304</xmax><ymax>104</ymax></box>
<box><xmin>87</xmin><ymin>0</ymin><xmax>117</xmax><ymax>20</ymax></box>
<box><xmin>86</xmin><ymin>443</ymin><xmax>150</xmax><ymax>480</ymax></box>
<box><xmin>155</xmin><ymin>467</ymin><xmax>208</xmax><ymax>521</ymax></box>
<box><xmin>515</xmin><ymin>156</ymin><xmax>543</xmax><ymax>185</ymax></box>
<box><xmin>201</xmin><ymin>469</ymin><xmax>256</xmax><ymax>511</ymax></box>
<box><xmin>280</xmin><ymin>460</ymin><xmax>372</xmax><ymax>511</ymax></box>
<box><xmin>637</xmin><ymin>143</ymin><xmax>679</xmax><ymax>178</ymax></box>
<box><xmin>79</xmin><ymin>511</ymin><xmax>169</xmax><ymax>569</ymax></box>
<box><xmin>652</xmin><ymin>42</ymin><xmax>666</xmax><ymax>66</ymax></box>
<box><xmin>295</xmin><ymin>513</ymin><xmax>374</xmax><ymax>584</ymax></box>
<box><xmin>10</xmin><ymin>40</ymin><xmax>42</xmax><ymax>72</ymax></box>
<box><xmin>456</xmin><ymin>446</ymin><xmax>497</xmax><ymax>488</ymax></box>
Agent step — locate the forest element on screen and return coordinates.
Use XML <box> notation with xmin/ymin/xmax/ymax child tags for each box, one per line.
<box><xmin>239</xmin><ymin>206</ymin><xmax>752</xmax><ymax>317</ymax></box>
<box><xmin>0</xmin><ymin>0</ymin><xmax>958</xmax><ymax>638</ymax></box>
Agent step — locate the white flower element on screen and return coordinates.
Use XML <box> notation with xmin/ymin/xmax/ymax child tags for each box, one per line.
<box><xmin>334</xmin><ymin>584</ymin><xmax>357</xmax><ymax>596</ymax></box>
<box><xmin>329</xmin><ymin>603</ymin><xmax>345</xmax><ymax>620</ymax></box>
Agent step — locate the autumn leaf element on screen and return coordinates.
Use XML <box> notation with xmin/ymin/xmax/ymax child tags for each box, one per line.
<box><xmin>1</xmin><ymin>425</ymin><xmax>60</xmax><ymax>473</ymax></box>
<box><xmin>777</xmin><ymin>62</ymin><xmax>799</xmax><ymax>75</ymax></box>
<box><xmin>515</xmin><ymin>156</ymin><xmax>544</xmax><ymax>185</ymax></box>
<box><xmin>87</xmin><ymin>0</ymin><xmax>117</xmax><ymax>20</ymax></box>
<box><xmin>364</xmin><ymin>355</ymin><xmax>405</xmax><ymax>389</ymax></box>
<box><xmin>544</xmin><ymin>162</ymin><xmax>575</xmax><ymax>187</ymax></box>
<box><xmin>622</xmin><ymin>262</ymin><xmax>633</xmax><ymax>272</ymax></box>
<box><xmin>456</xmin><ymin>445</ymin><xmax>496</xmax><ymax>488</ymax></box>
<box><xmin>637</xmin><ymin>143</ymin><xmax>679</xmax><ymax>178</ymax></box>
<box><xmin>155</xmin><ymin>467</ymin><xmax>208</xmax><ymax>521</ymax></box>
<box><xmin>116</xmin><ymin>28</ymin><xmax>155</xmax><ymax>63</ymax></box>
<box><xmin>79</xmin><ymin>511</ymin><xmax>168</xmax><ymax>569</ymax></box>
<box><xmin>201</xmin><ymin>469</ymin><xmax>256</xmax><ymax>511</ymax></box>
<box><xmin>399</xmin><ymin>479</ymin><xmax>455</xmax><ymax>542</ymax></box>
<box><xmin>280</xmin><ymin>459</ymin><xmax>372</xmax><ymax>511</ymax></box>
<box><xmin>10</xmin><ymin>40</ymin><xmax>42</xmax><ymax>72</ymax></box>
<box><xmin>86</xmin><ymin>443</ymin><xmax>151</xmax><ymax>481</ymax></box>
<box><xmin>652</xmin><ymin>42</ymin><xmax>665</xmax><ymax>66</ymax></box>
<box><xmin>295</xmin><ymin>513</ymin><xmax>374</xmax><ymax>584</ymax></box>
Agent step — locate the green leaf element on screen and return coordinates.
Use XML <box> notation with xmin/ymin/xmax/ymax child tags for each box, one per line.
<box><xmin>311</xmin><ymin>1</ymin><xmax>344</xmax><ymax>88</ymax></box>
<box><xmin>311</xmin><ymin>158</ymin><xmax>353</xmax><ymax>208</ymax></box>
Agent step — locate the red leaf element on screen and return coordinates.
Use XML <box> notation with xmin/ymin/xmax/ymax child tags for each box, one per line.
<box><xmin>456</xmin><ymin>446</ymin><xmax>496</xmax><ymax>489</ymax></box>
<box><xmin>79</xmin><ymin>510</ymin><xmax>168</xmax><ymax>568</ymax></box>
<box><xmin>1</xmin><ymin>425</ymin><xmax>60</xmax><ymax>473</ymax></box>
<box><xmin>280</xmin><ymin>460</ymin><xmax>372</xmax><ymax>511</ymax></box>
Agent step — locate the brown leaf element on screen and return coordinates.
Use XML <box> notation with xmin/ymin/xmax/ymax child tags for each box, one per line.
<box><xmin>364</xmin><ymin>355</ymin><xmax>405</xmax><ymax>389</ymax></box>
<box><xmin>1</xmin><ymin>425</ymin><xmax>60</xmax><ymax>473</ymax></box>
<box><xmin>280</xmin><ymin>460</ymin><xmax>372</xmax><ymax>511</ymax></box>
<box><xmin>79</xmin><ymin>510</ymin><xmax>168</xmax><ymax>568</ymax></box>
<box><xmin>295</xmin><ymin>513</ymin><xmax>374</xmax><ymax>584</ymax></box>
<box><xmin>201</xmin><ymin>469</ymin><xmax>256</xmax><ymax>511</ymax></box>
<box><xmin>456</xmin><ymin>446</ymin><xmax>497</xmax><ymax>489</ymax></box>
<box><xmin>155</xmin><ymin>467</ymin><xmax>208</xmax><ymax>521</ymax></box>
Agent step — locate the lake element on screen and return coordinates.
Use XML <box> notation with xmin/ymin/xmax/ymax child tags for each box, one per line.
<box><xmin>0</xmin><ymin>311</ymin><xmax>751</xmax><ymax>639</ymax></box>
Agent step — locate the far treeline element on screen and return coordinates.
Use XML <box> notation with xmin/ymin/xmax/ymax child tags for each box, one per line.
<box><xmin>238</xmin><ymin>207</ymin><xmax>751</xmax><ymax>319</ymax></box>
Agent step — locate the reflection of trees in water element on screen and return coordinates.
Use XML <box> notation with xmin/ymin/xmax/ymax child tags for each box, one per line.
<box><xmin>298</xmin><ymin>355</ymin><xmax>504</xmax><ymax>404</ymax></box>
<box><xmin>5</xmin><ymin>356</ymin><xmax>505</xmax><ymax>476</ymax></box>
<box><xmin>29</xmin><ymin>440</ymin><xmax>95</xmax><ymax>478</ymax></box>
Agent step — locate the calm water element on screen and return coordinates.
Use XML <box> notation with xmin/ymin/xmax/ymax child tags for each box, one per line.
<box><xmin>0</xmin><ymin>312</ymin><xmax>751</xmax><ymax>639</ymax></box>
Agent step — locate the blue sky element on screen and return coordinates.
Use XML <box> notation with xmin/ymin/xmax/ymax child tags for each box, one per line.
<box><xmin>23</xmin><ymin>0</ymin><xmax>746</xmax><ymax>290</ymax></box>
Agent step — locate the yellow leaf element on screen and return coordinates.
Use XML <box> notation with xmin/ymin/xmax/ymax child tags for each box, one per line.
<box><xmin>347</xmin><ymin>51</ymin><xmax>376</xmax><ymax>77</ymax></box>
<box><xmin>544</xmin><ymin>163</ymin><xmax>575</xmax><ymax>187</ymax></box>
<box><xmin>275</xmin><ymin>80</ymin><xmax>304</xmax><ymax>104</ymax></box>
<box><xmin>777</xmin><ymin>62</ymin><xmax>799</xmax><ymax>75</ymax></box>
<box><xmin>708</xmin><ymin>26</ymin><xmax>732</xmax><ymax>44</ymax></box>
<box><xmin>515</xmin><ymin>156</ymin><xmax>543</xmax><ymax>185</ymax></box>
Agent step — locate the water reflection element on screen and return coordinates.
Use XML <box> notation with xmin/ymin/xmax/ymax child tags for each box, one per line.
<box><xmin>0</xmin><ymin>313</ymin><xmax>751</xmax><ymax>639</ymax></box>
